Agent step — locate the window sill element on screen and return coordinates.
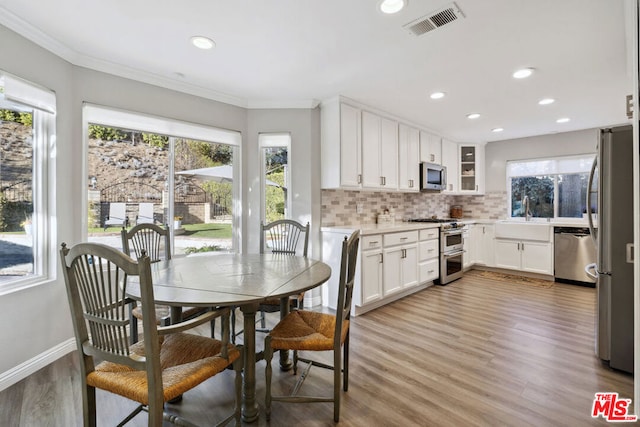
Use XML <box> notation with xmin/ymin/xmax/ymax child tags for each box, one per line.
<box><xmin>0</xmin><ymin>276</ymin><xmax>54</xmax><ymax>297</ymax></box>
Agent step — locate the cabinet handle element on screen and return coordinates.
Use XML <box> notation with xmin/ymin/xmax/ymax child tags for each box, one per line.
<box><xmin>476</xmin><ymin>184</ymin><xmax>478</xmax><ymax>191</ymax></box>
<box><xmin>400</xmin><ymin>237</ymin><xmax>408</xmax><ymax>241</ymax></box>
<box><xmin>428</xmin><ymin>269</ymin><xmax>435</xmax><ymax>273</ymax></box>
<box><xmin>379</xmin><ymin>253</ymin><xmax>383</xmax><ymax>264</ymax></box>
<box><xmin>521</xmin><ymin>242</ymin><xmax>524</xmax><ymax>251</ymax></box>
<box><xmin>380</xmin><ymin>176</ymin><xmax>384</xmax><ymax>186</ymax></box>
<box><xmin>409</xmin><ymin>179</ymin><xmax>413</xmax><ymax>188</ymax></box>
<box><xmin>384</xmin><ymin>176</ymin><xmax>386</xmax><ymax>185</ymax></box>
<box><xmin>403</xmin><ymin>249</ymin><xmax>407</xmax><ymax>258</ymax></box>
<box><xmin>428</xmin><ymin>249</ymin><xmax>434</xmax><ymax>252</ymax></box>
<box><xmin>517</xmin><ymin>242</ymin><xmax>520</xmax><ymax>250</ymax></box>
<box><xmin>357</xmin><ymin>174</ymin><xmax>362</xmax><ymax>184</ymax></box>
<box><xmin>369</xmin><ymin>241</ymin><xmax>379</xmax><ymax>245</ymax></box>
<box><xmin>430</xmin><ymin>154</ymin><xmax>435</xmax><ymax>162</ymax></box>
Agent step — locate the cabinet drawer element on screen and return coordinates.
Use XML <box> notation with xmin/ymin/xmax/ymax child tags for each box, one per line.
<box><xmin>419</xmin><ymin>239</ymin><xmax>439</xmax><ymax>261</ymax></box>
<box><xmin>419</xmin><ymin>259</ymin><xmax>439</xmax><ymax>283</ymax></box>
<box><xmin>419</xmin><ymin>228</ymin><xmax>439</xmax><ymax>241</ymax></box>
<box><xmin>384</xmin><ymin>230</ymin><xmax>418</xmax><ymax>247</ymax></box>
<box><xmin>361</xmin><ymin>235</ymin><xmax>383</xmax><ymax>250</ymax></box>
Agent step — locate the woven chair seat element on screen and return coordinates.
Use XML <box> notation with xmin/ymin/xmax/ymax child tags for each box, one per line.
<box><xmin>87</xmin><ymin>332</ymin><xmax>240</xmax><ymax>405</ymax></box>
<box><xmin>268</xmin><ymin>310</ymin><xmax>349</xmax><ymax>352</ymax></box>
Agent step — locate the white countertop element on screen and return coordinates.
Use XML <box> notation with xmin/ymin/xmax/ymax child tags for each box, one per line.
<box><xmin>321</xmin><ymin>218</ymin><xmax>594</xmax><ymax>235</ymax></box>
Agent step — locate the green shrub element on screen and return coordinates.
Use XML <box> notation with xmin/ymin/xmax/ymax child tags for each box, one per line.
<box><xmin>88</xmin><ymin>125</ymin><xmax>125</xmax><ymax>141</ymax></box>
<box><xmin>142</xmin><ymin>133</ymin><xmax>169</xmax><ymax>148</ymax></box>
<box><xmin>184</xmin><ymin>244</ymin><xmax>222</xmax><ymax>254</ymax></box>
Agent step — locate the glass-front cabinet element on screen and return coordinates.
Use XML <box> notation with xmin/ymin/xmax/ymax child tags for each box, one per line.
<box><xmin>459</xmin><ymin>144</ymin><xmax>484</xmax><ymax>194</ymax></box>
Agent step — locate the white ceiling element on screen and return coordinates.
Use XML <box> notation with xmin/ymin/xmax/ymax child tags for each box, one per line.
<box><xmin>0</xmin><ymin>0</ymin><xmax>633</xmax><ymax>143</ymax></box>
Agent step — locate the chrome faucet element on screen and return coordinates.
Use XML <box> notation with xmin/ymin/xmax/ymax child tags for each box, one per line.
<box><xmin>523</xmin><ymin>195</ymin><xmax>531</xmax><ymax>221</ymax></box>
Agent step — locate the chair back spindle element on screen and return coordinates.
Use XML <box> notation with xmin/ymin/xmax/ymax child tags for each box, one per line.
<box><xmin>261</xmin><ymin>219</ymin><xmax>309</xmax><ymax>256</ymax></box>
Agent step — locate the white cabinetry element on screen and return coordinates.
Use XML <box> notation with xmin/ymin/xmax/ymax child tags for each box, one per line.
<box><xmin>494</xmin><ymin>239</ymin><xmax>553</xmax><ymax>275</ymax></box>
<box><xmin>420</xmin><ymin>131</ymin><xmax>442</xmax><ymax>164</ymax></box>
<box><xmin>441</xmin><ymin>139</ymin><xmax>459</xmax><ymax>193</ymax></box>
<box><xmin>418</xmin><ymin>228</ymin><xmax>439</xmax><ymax>284</ymax></box>
<box><xmin>398</xmin><ymin>124</ymin><xmax>420</xmax><ymax>191</ymax></box>
<box><xmin>321</xmin><ymin>100</ymin><xmax>362</xmax><ymax>189</ymax></box>
<box><xmin>361</xmin><ymin>111</ymin><xmax>398</xmax><ymax>190</ymax></box>
<box><xmin>322</xmin><ymin>227</ymin><xmax>433</xmax><ymax>316</ymax></box>
<box><xmin>459</xmin><ymin>144</ymin><xmax>485</xmax><ymax>194</ymax></box>
<box><xmin>383</xmin><ymin>231</ymin><xmax>418</xmax><ymax>295</ymax></box>
<box><xmin>359</xmin><ymin>235</ymin><xmax>383</xmax><ymax>305</ymax></box>
<box><xmin>473</xmin><ymin>224</ymin><xmax>495</xmax><ymax>267</ymax></box>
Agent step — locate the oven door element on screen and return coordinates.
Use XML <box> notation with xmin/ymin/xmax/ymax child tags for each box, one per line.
<box><xmin>441</xmin><ymin>229</ymin><xmax>463</xmax><ymax>252</ymax></box>
<box><xmin>440</xmin><ymin>249</ymin><xmax>464</xmax><ymax>284</ymax></box>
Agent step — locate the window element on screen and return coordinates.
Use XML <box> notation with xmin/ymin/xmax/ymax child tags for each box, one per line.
<box><xmin>0</xmin><ymin>72</ymin><xmax>56</xmax><ymax>293</ymax></box>
<box><xmin>507</xmin><ymin>155</ymin><xmax>595</xmax><ymax>219</ymax></box>
<box><xmin>259</xmin><ymin>133</ymin><xmax>290</xmax><ymax>223</ymax></box>
<box><xmin>83</xmin><ymin>104</ymin><xmax>241</xmax><ymax>254</ymax></box>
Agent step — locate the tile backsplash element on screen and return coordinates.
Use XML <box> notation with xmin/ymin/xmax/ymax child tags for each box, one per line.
<box><xmin>321</xmin><ymin>189</ymin><xmax>507</xmax><ymax>226</ymax></box>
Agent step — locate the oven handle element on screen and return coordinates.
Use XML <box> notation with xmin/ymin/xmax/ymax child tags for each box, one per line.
<box><xmin>442</xmin><ymin>229</ymin><xmax>464</xmax><ymax>236</ymax></box>
<box><xmin>442</xmin><ymin>250</ymin><xmax>464</xmax><ymax>258</ymax></box>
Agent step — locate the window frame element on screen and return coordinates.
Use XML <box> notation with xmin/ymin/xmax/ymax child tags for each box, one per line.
<box><xmin>506</xmin><ymin>154</ymin><xmax>595</xmax><ymax>221</ymax></box>
<box><xmin>259</xmin><ymin>132</ymin><xmax>291</xmax><ymax>223</ymax></box>
<box><xmin>0</xmin><ymin>73</ymin><xmax>56</xmax><ymax>295</ymax></box>
<box><xmin>82</xmin><ymin>104</ymin><xmax>242</xmax><ymax>253</ymax></box>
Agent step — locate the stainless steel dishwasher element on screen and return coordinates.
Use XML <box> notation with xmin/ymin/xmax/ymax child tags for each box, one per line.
<box><xmin>554</xmin><ymin>227</ymin><xmax>596</xmax><ymax>286</ymax></box>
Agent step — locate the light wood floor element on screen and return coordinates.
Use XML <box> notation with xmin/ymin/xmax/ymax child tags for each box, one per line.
<box><xmin>0</xmin><ymin>273</ymin><xmax>633</xmax><ymax>426</ymax></box>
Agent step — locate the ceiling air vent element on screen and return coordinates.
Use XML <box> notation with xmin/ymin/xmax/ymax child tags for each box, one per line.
<box><xmin>403</xmin><ymin>2</ymin><xmax>465</xmax><ymax>36</ymax></box>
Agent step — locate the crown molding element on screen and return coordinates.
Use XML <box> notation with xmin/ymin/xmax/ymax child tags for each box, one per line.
<box><xmin>0</xmin><ymin>6</ymin><xmax>317</xmax><ymax>110</ymax></box>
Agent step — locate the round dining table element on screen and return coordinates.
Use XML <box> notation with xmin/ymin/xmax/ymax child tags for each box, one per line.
<box><xmin>125</xmin><ymin>252</ymin><xmax>332</xmax><ymax>423</ymax></box>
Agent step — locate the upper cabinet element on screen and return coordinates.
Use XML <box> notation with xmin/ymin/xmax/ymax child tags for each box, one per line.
<box><xmin>458</xmin><ymin>144</ymin><xmax>485</xmax><ymax>195</ymax></box>
<box><xmin>441</xmin><ymin>139</ymin><xmax>459</xmax><ymax>193</ymax></box>
<box><xmin>321</xmin><ymin>97</ymin><xmax>484</xmax><ymax>194</ymax></box>
<box><xmin>420</xmin><ymin>131</ymin><xmax>442</xmax><ymax>165</ymax></box>
<box><xmin>398</xmin><ymin>124</ymin><xmax>420</xmax><ymax>192</ymax></box>
<box><xmin>361</xmin><ymin>111</ymin><xmax>398</xmax><ymax>190</ymax></box>
<box><xmin>321</xmin><ymin>99</ymin><xmax>362</xmax><ymax>189</ymax></box>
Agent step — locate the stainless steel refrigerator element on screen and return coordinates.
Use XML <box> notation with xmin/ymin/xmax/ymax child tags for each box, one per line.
<box><xmin>586</xmin><ymin>124</ymin><xmax>635</xmax><ymax>374</ymax></box>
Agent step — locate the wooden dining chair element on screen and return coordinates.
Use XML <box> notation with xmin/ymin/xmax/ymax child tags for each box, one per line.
<box><xmin>121</xmin><ymin>223</ymin><xmax>209</xmax><ymax>343</ymax></box>
<box><xmin>230</xmin><ymin>219</ymin><xmax>310</xmax><ymax>343</ymax></box>
<box><xmin>59</xmin><ymin>242</ymin><xmax>242</xmax><ymax>426</ymax></box>
<box><xmin>264</xmin><ymin>230</ymin><xmax>360</xmax><ymax>422</ymax></box>
<box><xmin>257</xmin><ymin>219</ymin><xmax>309</xmax><ymax>327</ymax></box>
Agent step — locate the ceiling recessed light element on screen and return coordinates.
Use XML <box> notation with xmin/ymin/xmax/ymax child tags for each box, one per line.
<box><xmin>491</xmin><ymin>127</ymin><xmax>504</xmax><ymax>133</ymax></box>
<box><xmin>190</xmin><ymin>36</ymin><xmax>215</xmax><ymax>50</ymax></box>
<box><xmin>556</xmin><ymin>117</ymin><xmax>570</xmax><ymax>123</ymax></box>
<box><xmin>512</xmin><ymin>68</ymin><xmax>534</xmax><ymax>79</ymax></box>
<box><xmin>466</xmin><ymin>113</ymin><xmax>481</xmax><ymax>119</ymax></box>
<box><xmin>539</xmin><ymin>98</ymin><xmax>555</xmax><ymax>105</ymax></box>
<box><xmin>379</xmin><ymin>0</ymin><xmax>407</xmax><ymax>14</ymax></box>
<box><xmin>430</xmin><ymin>91</ymin><xmax>445</xmax><ymax>99</ymax></box>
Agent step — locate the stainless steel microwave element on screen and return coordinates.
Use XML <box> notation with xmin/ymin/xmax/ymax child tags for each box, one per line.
<box><xmin>420</xmin><ymin>162</ymin><xmax>447</xmax><ymax>191</ymax></box>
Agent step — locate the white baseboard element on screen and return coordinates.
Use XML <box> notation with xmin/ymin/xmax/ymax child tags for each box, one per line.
<box><xmin>0</xmin><ymin>338</ymin><xmax>76</xmax><ymax>392</ymax></box>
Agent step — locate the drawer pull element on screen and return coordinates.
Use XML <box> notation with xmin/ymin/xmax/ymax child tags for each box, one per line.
<box><xmin>369</xmin><ymin>241</ymin><xmax>379</xmax><ymax>245</ymax></box>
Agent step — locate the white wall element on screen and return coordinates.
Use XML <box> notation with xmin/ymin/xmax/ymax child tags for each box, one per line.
<box><xmin>0</xmin><ymin>23</ymin><xmax>320</xmax><ymax>383</ymax></box>
<box><xmin>485</xmin><ymin>128</ymin><xmax>600</xmax><ymax>192</ymax></box>
<box><xmin>245</xmin><ymin>108</ymin><xmax>322</xmax><ymax>257</ymax></box>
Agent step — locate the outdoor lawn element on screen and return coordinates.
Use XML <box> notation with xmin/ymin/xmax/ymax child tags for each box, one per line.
<box><xmin>92</xmin><ymin>222</ymin><xmax>232</xmax><ymax>239</ymax></box>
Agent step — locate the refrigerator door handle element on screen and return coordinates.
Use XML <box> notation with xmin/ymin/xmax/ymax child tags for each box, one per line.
<box><xmin>626</xmin><ymin>244</ymin><xmax>634</xmax><ymax>264</ymax></box>
<box><xmin>585</xmin><ymin>263</ymin><xmax>598</xmax><ymax>280</ymax></box>
<box><xmin>586</xmin><ymin>155</ymin><xmax>597</xmax><ymax>247</ymax></box>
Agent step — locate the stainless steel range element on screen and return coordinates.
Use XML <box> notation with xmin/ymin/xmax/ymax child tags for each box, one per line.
<box><xmin>408</xmin><ymin>218</ymin><xmax>466</xmax><ymax>284</ymax></box>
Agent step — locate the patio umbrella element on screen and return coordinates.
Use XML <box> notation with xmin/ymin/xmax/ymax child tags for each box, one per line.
<box><xmin>176</xmin><ymin>165</ymin><xmax>281</xmax><ymax>187</ymax></box>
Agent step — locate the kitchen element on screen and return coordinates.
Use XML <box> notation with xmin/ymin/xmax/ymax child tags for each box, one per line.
<box><xmin>0</xmin><ymin>0</ymin><xmax>638</xmax><ymax>425</ymax></box>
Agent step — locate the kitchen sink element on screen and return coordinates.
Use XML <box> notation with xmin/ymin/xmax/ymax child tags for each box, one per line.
<box><xmin>494</xmin><ymin>221</ymin><xmax>552</xmax><ymax>241</ymax></box>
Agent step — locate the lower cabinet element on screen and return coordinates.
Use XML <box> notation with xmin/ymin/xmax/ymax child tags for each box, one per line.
<box><xmin>360</xmin><ymin>236</ymin><xmax>383</xmax><ymax>305</ymax></box>
<box><xmin>494</xmin><ymin>239</ymin><xmax>553</xmax><ymax>275</ymax></box>
<box><xmin>419</xmin><ymin>228</ymin><xmax>439</xmax><ymax>284</ymax></box>
<box><xmin>322</xmin><ymin>227</ymin><xmax>436</xmax><ymax>316</ymax></box>
<box><xmin>383</xmin><ymin>244</ymin><xmax>418</xmax><ymax>295</ymax></box>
